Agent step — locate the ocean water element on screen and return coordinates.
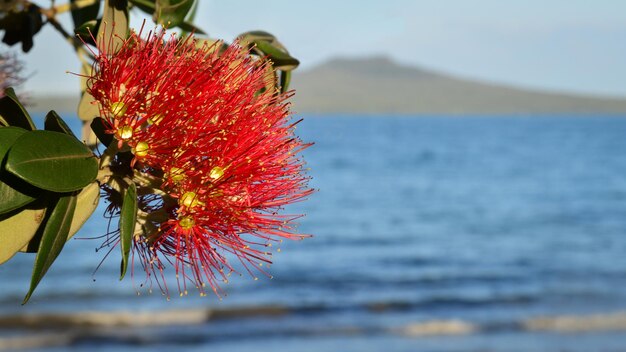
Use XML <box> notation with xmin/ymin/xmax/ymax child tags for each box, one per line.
<box><xmin>2</xmin><ymin>114</ymin><xmax>626</xmax><ymax>351</ymax></box>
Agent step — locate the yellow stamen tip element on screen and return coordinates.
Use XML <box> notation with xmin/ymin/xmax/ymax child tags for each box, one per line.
<box><xmin>180</xmin><ymin>191</ymin><xmax>204</xmax><ymax>208</ymax></box>
<box><xmin>118</xmin><ymin>125</ymin><xmax>133</xmax><ymax>140</ymax></box>
<box><xmin>169</xmin><ymin>167</ymin><xmax>185</xmax><ymax>182</ymax></box>
<box><xmin>110</xmin><ymin>101</ymin><xmax>127</xmax><ymax>118</ymax></box>
<box><xmin>209</xmin><ymin>166</ymin><xmax>224</xmax><ymax>180</ymax></box>
<box><xmin>148</xmin><ymin>114</ymin><xmax>164</xmax><ymax>125</ymax></box>
<box><xmin>133</xmin><ymin>141</ymin><xmax>149</xmax><ymax>157</ymax></box>
<box><xmin>179</xmin><ymin>215</ymin><xmax>195</xmax><ymax>229</ymax></box>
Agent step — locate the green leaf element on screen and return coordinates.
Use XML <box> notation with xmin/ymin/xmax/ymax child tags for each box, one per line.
<box><xmin>97</xmin><ymin>0</ymin><xmax>129</xmax><ymax>54</ymax></box>
<box><xmin>253</xmin><ymin>40</ymin><xmax>300</xmax><ymax>71</ymax></box>
<box><xmin>129</xmin><ymin>0</ymin><xmax>201</xmax><ymax>32</ymax></box>
<box><xmin>70</xmin><ymin>0</ymin><xmax>101</xmax><ymax>30</ymax></box>
<box><xmin>5</xmin><ymin>130</ymin><xmax>98</xmax><ymax>193</ymax></box>
<box><xmin>179</xmin><ymin>0</ymin><xmax>200</xmax><ymax>36</ymax></box>
<box><xmin>0</xmin><ymin>201</ymin><xmax>46</xmax><ymax>265</ymax></box>
<box><xmin>0</xmin><ymin>172</ymin><xmax>40</xmax><ymax>215</ymax></box>
<box><xmin>280</xmin><ymin>70</ymin><xmax>292</xmax><ymax>93</ymax></box>
<box><xmin>0</xmin><ymin>88</ymin><xmax>35</xmax><ymax>130</ymax></box>
<box><xmin>155</xmin><ymin>0</ymin><xmax>195</xmax><ymax>28</ymax></box>
<box><xmin>177</xmin><ymin>20</ymin><xmax>206</xmax><ymax>35</ymax></box>
<box><xmin>44</xmin><ymin>111</ymin><xmax>76</xmax><ymax>137</ymax></box>
<box><xmin>0</xmin><ymin>127</ymin><xmax>39</xmax><ymax>215</ymax></box>
<box><xmin>0</xmin><ymin>4</ymin><xmax>44</xmax><ymax>52</ymax></box>
<box><xmin>67</xmin><ymin>182</ymin><xmax>100</xmax><ymax>240</ymax></box>
<box><xmin>23</xmin><ymin>194</ymin><xmax>77</xmax><ymax>304</ymax></box>
<box><xmin>90</xmin><ymin>117</ymin><xmax>113</xmax><ymax>146</ymax></box>
<box><xmin>238</xmin><ymin>30</ymin><xmax>276</xmax><ymax>44</ymax></box>
<box><xmin>0</xmin><ymin>126</ymin><xmax>26</xmax><ymax>162</ymax></box>
<box><xmin>74</xmin><ymin>19</ymin><xmax>100</xmax><ymax>44</ymax></box>
<box><xmin>185</xmin><ymin>0</ymin><xmax>198</xmax><ymax>22</ymax></box>
<box><xmin>20</xmin><ymin>183</ymin><xmax>100</xmax><ymax>253</ymax></box>
<box><xmin>78</xmin><ymin>87</ymin><xmax>100</xmax><ymax>122</ymax></box>
<box><xmin>119</xmin><ymin>181</ymin><xmax>137</xmax><ymax>280</ymax></box>
<box><xmin>129</xmin><ymin>0</ymin><xmax>156</xmax><ymax>13</ymax></box>
<box><xmin>237</xmin><ymin>31</ymin><xmax>299</xmax><ymax>77</ymax></box>
<box><xmin>239</xmin><ymin>32</ymin><xmax>288</xmax><ymax>52</ymax></box>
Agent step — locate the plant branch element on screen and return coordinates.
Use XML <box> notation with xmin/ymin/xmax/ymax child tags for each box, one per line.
<box><xmin>38</xmin><ymin>2</ymin><xmax>96</xmax><ymax>65</ymax></box>
<box><xmin>47</xmin><ymin>0</ymin><xmax>100</xmax><ymax>15</ymax></box>
<box><xmin>99</xmin><ymin>142</ymin><xmax>118</xmax><ymax>170</ymax></box>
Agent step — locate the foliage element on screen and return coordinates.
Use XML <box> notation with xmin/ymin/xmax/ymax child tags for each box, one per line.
<box><xmin>0</xmin><ymin>0</ymin><xmax>309</xmax><ymax>304</ymax></box>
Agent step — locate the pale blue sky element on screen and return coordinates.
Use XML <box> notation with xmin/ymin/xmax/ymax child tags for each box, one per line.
<box><xmin>15</xmin><ymin>0</ymin><xmax>626</xmax><ymax>97</ymax></box>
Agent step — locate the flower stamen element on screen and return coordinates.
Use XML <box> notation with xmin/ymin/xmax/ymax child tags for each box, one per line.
<box><xmin>110</xmin><ymin>101</ymin><xmax>127</xmax><ymax>118</ymax></box>
<box><xmin>179</xmin><ymin>215</ymin><xmax>195</xmax><ymax>230</ymax></box>
<box><xmin>148</xmin><ymin>114</ymin><xmax>164</xmax><ymax>125</ymax></box>
<box><xmin>118</xmin><ymin>125</ymin><xmax>134</xmax><ymax>140</ymax></box>
<box><xmin>133</xmin><ymin>141</ymin><xmax>150</xmax><ymax>157</ymax></box>
<box><xmin>180</xmin><ymin>191</ymin><xmax>205</xmax><ymax>208</ymax></box>
<box><xmin>169</xmin><ymin>167</ymin><xmax>186</xmax><ymax>182</ymax></box>
<box><xmin>209</xmin><ymin>166</ymin><xmax>224</xmax><ymax>180</ymax></box>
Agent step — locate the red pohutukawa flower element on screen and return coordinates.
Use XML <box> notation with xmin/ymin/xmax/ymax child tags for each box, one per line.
<box><xmin>86</xmin><ymin>28</ymin><xmax>312</xmax><ymax>298</ymax></box>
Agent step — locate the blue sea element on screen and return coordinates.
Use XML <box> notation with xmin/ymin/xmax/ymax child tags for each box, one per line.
<box><xmin>2</xmin><ymin>114</ymin><xmax>626</xmax><ymax>351</ymax></box>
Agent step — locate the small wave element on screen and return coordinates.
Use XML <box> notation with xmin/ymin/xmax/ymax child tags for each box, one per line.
<box><xmin>392</xmin><ymin>320</ymin><xmax>477</xmax><ymax>336</ymax></box>
<box><xmin>524</xmin><ymin>312</ymin><xmax>626</xmax><ymax>332</ymax></box>
<box><xmin>4</xmin><ymin>308</ymin><xmax>626</xmax><ymax>350</ymax></box>
<box><xmin>0</xmin><ymin>333</ymin><xmax>73</xmax><ymax>350</ymax></box>
<box><xmin>0</xmin><ymin>309</ymin><xmax>210</xmax><ymax>329</ymax></box>
<box><xmin>420</xmin><ymin>295</ymin><xmax>536</xmax><ymax>307</ymax></box>
<box><xmin>364</xmin><ymin>294</ymin><xmax>536</xmax><ymax>312</ymax></box>
<box><xmin>0</xmin><ymin>305</ymin><xmax>292</xmax><ymax>330</ymax></box>
<box><xmin>393</xmin><ymin>311</ymin><xmax>626</xmax><ymax>338</ymax></box>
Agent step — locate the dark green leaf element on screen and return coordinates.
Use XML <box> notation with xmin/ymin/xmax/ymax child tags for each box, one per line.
<box><xmin>23</xmin><ymin>194</ymin><xmax>77</xmax><ymax>304</ymax></box>
<box><xmin>253</xmin><ymin>40</ymin><xmax>300</xmax><ymax>71</ymax></box>
<box><xmin>155</xmin><ymin>0</ymin><xmax>194</xmax><ymax>28</ymax></box>
<box><xmin>179</xmin><ymin>0</ymin><xmax>199</xmax><ymax>36</ymax></box>
<box><xmin>70</xmin><ymin>0</ymin><xmax>101</xmax><ymax>30</ymax></box>
<box><xmin>6</xmin><ymin>130</ymin><xmax>98</xmax><ymax>192</ymax></box>
<box><xmin>0</xmin><ymin>199</ymin><xmax>46</xmax><ymax>264</ymax></box>
<box><xmin>0</xmin><ymin>178</ymin><xmax>34</xmax><ymax>215</ymax></box>
<box><xmin>0</xmin><ymin>126</ymin><xmax>26</xmax><ymax>162</ymax></box>
<box><xmin>0</xmin><ymin>127</ymin><xmax>38</xmax><ymax>215</ymax></box>
<box><xmin>129</xmin><ymin>0</ymin><xmax>156</xmax><ymax>13</ymax></box>
<box><xmin>0</xmin><ymin>172</ymin><xmax>40</xmax><ymax>215</ymax></box>
<box><xmin>237</xmin><ymin>31</ymin><xmax>299</xmax><ymax>72</ymax></box>
<box><xmin>280</xmin><ymin>70</ymin><xmax>292</xmax><ymax>93</ymax></box>
<box><xmin>90</xmin><ymin>117</ymin><xmax>114</xmax><ymax>146</ymax></box>
<box><xmin>20</xmin><ymin>183</ymin><xmax>100</xmax><ymax>253</ymax></box>
<box><xmin>177</xmin><ymin>21</ymin><xmax>206</xmax><ymax>35</ymax></box>
<box><xmin>44</xmin><ymin>111</ymin><xmax>76</xmax><ymax>137</ymax></box>
<box><xmin>74</xmin><ymin>19</ymin><xmax>100</xmax><ymax>44</ymax></box>
<box><xmin>0</xmin><ymin>4</ymin><xmax>43</xmax><ymax>52</ymax></box>
<box><xmin>119</xmin><ymin>181</ymin><xmax>137</xmax><ymax>280</ymax></box>
<box><xmin>0</xmin><ymin>88</ymin><xmax>35</xmax><ymax>130</ymax></box>
<box><xmin>237</xmin><ymin>30</ymin><xmax>276</xmax><ymax>44</ymax></box>
<box><xmin>129</xmin><ymin>0</ymin><xmax>201</xmax><ymax>32</ymax></box>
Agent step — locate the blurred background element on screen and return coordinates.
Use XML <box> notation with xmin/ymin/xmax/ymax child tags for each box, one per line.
<box><xmin>2</xmin><ymin>1</ymin><xmax>626</xmax><ymax>351</ymax></box>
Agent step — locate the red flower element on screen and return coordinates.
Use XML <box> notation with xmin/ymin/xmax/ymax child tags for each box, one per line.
<box><xmin>87</xmin><ymin>28</ymin><xmax>312</xmax><ymax>297</ymax></box>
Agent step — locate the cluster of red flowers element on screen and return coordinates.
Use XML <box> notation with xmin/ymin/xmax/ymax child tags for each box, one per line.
<box><xmin>87</xmin><ymin>29</ymin><xmax>312</xmax><ymax>297</ymax></box>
